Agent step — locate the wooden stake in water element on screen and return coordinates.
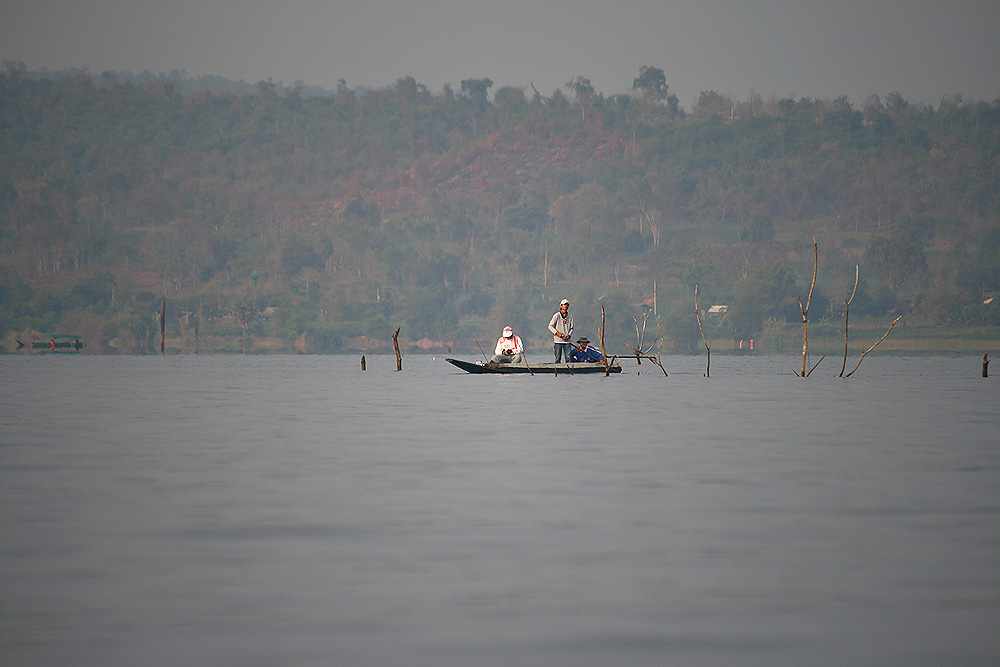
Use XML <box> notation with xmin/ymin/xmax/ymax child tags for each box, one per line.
<box><xmin>361</xmin><ymin>355</ymin><xmax>366</xmax><ymax>371</ymax></box>
<box><xmin>393</xmin><ymin>328</ymin><xmax>402</xmax><ymax>371</ymax></box>
<box><xmin>695</xmin><ymin>284</ymin><xmax>710</xmax><ymax>377</ymax></box>
<box><xmin>798</xmin><ymin>238</ymin><xmax>817</xmax><ymax>377</ymax></box>
<box><xmin>160</xmin><ymin>299</ymin><xmax>166</xmax><ymax>355</ymax></box>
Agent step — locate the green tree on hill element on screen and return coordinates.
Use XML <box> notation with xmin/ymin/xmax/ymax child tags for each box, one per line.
<box><xmin>0</xmin><ymin>65</ymin><xmax>997</xmax><ymax>353</ymax></box>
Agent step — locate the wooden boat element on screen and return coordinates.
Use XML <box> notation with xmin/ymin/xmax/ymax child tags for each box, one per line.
<box><xmin>15</xmin><ymin>335</ymin><xmax>84</xmax><ymax>353</ymax></box>
<box><xmin>446</xmin><ymin>358</ymin><xmax>621</xmax><ymax>374</ymax></box>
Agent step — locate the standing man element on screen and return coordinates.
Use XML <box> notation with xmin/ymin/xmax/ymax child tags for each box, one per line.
<box><xmin>548</xmin><ymin>298</ymin><xmax>574</xmax><ymax>363</ymax></box>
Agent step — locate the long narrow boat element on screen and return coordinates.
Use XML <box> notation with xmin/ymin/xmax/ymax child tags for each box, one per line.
<box><xmin>446</xmin><ymin>358</ymin><xmax>621</xmax><ymax>374</ymax></box>
<box><xmin>15</xmin><ymin>335</ymin><xmax>84</xmax><ymax>353</ymax></box>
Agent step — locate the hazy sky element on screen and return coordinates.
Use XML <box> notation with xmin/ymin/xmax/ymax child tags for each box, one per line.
<box><xmin>3</xmin><ymin>0</ymin><xmax>998</xmax><ymax>108</ymax></box>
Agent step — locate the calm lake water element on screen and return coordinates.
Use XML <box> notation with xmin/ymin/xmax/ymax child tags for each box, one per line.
<box><xmin>1</xmin><ymin>354</ymin><xmax>998</xmax><ymax>666</ymax></box>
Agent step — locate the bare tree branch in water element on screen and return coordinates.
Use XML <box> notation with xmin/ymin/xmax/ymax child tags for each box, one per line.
<box><xmin>622</xmin><ymin>309</ymin><xmax>668</xmax><ymax>376</ymax></box>
<box><xmin>807</xmin><ymin>355</ymin><xmax>826</xmax><ymax>377</ymax></box>
<box><xmin>652</xmin><ymin>322</ymin><xmax>668</xmax><ymax>377</ymax></box>
<box><xmin>392</xmin><ymin>327</ymin><xmax>402</xmax><ymax>370</ymax></box>
<box><xmin>624</xmin><ymin>311</ymin><xmax>657</xmax><ymax>365</ymax></box>
<box><xmin>844</xmin><ymin>316</ymin><xmax>903</xmax><ymax>378</ymax></box>
<box><xmin>840</xmin><ymin>265</ymin><xmax>860</xmax><ymax>377</ymax></box>
<box><xmin>695</xmin><ymin>284</ymin><xmax>711</xmax><ymax>377</ymax></box>
<box><xmin>797</xmin><ymin>238</ymin><xmax>818</xmax><ymax>377</ymax></box>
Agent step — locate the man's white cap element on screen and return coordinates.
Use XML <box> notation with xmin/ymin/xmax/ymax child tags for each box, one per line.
<box><xmin>560</xmin><ymin>299</ymin><xmax>569</xmax><ymax>305</ymax></box>
<box><xmin>502</xmin><ymin>326</ymin><xmax>513</xmax><ymax>337</ymax></box>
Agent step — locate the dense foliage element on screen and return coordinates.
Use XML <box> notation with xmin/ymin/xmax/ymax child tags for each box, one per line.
<box><xmin>1</xmin><ymin>62</ymin><xmax>998</xmax><ymax>353</ymax></box>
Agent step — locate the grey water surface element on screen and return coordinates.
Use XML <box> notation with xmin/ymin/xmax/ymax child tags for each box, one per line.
<box><xmin>1</xmin><ymin>354</ymin><xmax>998</xmax><ymax>666</ymax></box>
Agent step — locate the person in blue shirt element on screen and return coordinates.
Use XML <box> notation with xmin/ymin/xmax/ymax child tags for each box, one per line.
<box><xmin>569</xmin><ymin>337</ymin><xmax>604</xmax><ymax>363</ymax></box>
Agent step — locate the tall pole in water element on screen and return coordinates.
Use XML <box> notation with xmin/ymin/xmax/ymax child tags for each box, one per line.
<box><xmin>160</xmin><ymin>299</ymin><xmax>166</xmax><ymax>355</ymax></box>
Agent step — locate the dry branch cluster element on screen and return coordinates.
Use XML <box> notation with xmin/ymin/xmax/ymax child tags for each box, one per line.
<box><xmin>795</xmin><ymin>238</ymin><xmax>900</xmax><ymax>378</ymax></box>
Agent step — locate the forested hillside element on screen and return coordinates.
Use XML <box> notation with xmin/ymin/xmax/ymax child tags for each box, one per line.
<box><xmin>1</xmin><ymin>63</ymin><xmax>998</xmax><ymax>354</ymax></box>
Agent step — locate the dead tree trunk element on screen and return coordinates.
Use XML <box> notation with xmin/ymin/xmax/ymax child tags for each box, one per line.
<box><xmin>599</xmin><ymin>306</ymin><xmax>610</xmax><ymax>375</ymax></box>
<box><xmin>798</xmin><ymin>238</ymin><xmax>817</xmax><ymax>377</ymax></box>
<box><xmin>160</xmin><ymin>299</ymin><xmax>166</xmax><ymax>355</ymax></box>
<box><xmin>392</xmin><ymin>328</ymin><xmax>402</xmax><ymax>371</ymax></box>
<box><xmin>695</xmin><ymin>285</ymin><xmax>711</xmax><ymax>377</ymax></box>
<box><xmin>840</xmin><ymin>265</ymin><xmax>859</xmax><ymax>377</ymax></box>
<box><xmin>598</xmin><ymin>307</ymin><xmax>626</xmax><ymax>376</ymax></box>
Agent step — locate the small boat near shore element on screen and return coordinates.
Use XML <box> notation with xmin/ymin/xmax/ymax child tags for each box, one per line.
<box><xmin>446</xmin><ymin>358</ymin><xmax>621</xmax><ymax>374</ymax></box>
<box><xmin>15</xmin><ymin>335</ymin><xmax>84</xmax><ymax>354</ymax></box>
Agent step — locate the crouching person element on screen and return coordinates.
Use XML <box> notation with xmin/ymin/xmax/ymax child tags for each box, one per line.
<box><xmin>491</xmin><ymin>326</ymin><xmax>524</xmax><ymax>364</ymax></box>
<box><xmin>569</xmin><ymin>337</ymin><xmax>604</xmax><ymax>363</ymax></box>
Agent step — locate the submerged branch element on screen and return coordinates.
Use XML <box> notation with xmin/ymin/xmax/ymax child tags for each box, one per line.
<box><xmin>605</xmin><ymin>354</ymin><xmax>618</xmax><ymax>377</ymax></box>
<box><xmin>806</xmin><ymin>355</ymin><xmax>826</xmax><ymax>377</ymax></box>
<box><xmin>625</xmin><ymin>312</ymin><xmax>656</xmax><ymax>364</ymax></box>
<box><xmin>844</xmin><ymin>316</ymin><xmax>903</xmax><ymax>378</ymax></box>
<box><xmin>598</xmin><ymin>306</ymin><xmax>610</xmax><ymax>375</ymax></box>
<box><xmin>392</xmin><ymin>327</ymin><xmax>402</xmax><ymax>371</ymax></box>
<box><xmin>800</xmin><ymin>237</ymin><xmax>818</xmax><ymax>378</ymax></box>
<box><xmin>653</xmin><ymin>322</ymin><xmax>668</xmax><ymax>376</ymax></box>
<box><xmin>694</xmin><ymin>284</ymin><xmax>711</xmax><ymax>377</ymax></box>
<box><xmin>840</xmin><ymin>265</ymin><xmax>859</xmax><ymax>377</ymax></box>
